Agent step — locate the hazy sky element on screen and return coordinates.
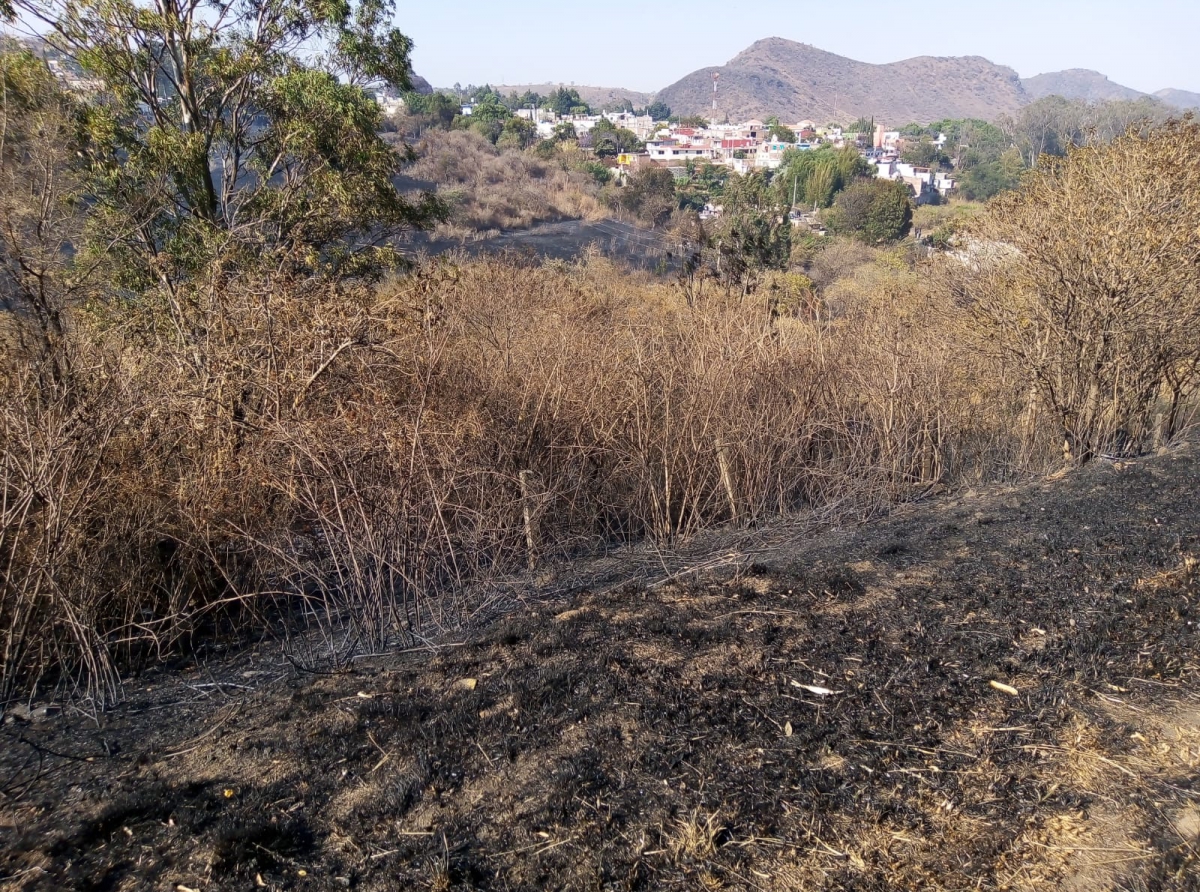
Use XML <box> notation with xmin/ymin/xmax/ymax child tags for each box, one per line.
<box><xmin>402</xmin><ymin>0</ymin><xmax>1199</xmax><ymax>95</ymax></box>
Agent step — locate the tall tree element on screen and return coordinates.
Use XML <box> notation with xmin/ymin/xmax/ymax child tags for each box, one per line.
<box><xmin>9</xmin><ymin>0</ymin><xmax>443</xmax><ymax>288</ymax></box>
<box><xmin>829</xmin><ymin>179</ymin><xmax>913</xmax><ymax>244</ymax></box>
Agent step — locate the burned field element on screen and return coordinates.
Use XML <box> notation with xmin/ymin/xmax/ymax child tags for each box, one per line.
<box><xmin>3</xmin><ymin>446</ymin><xmax>1200</xmax><ymax>891</ymax></box>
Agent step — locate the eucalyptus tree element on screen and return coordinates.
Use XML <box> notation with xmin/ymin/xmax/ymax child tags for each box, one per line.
<box><xmin>6</xmin><ymin>0</ymin><xmax>443</xmax><ymax>289</ymax></box>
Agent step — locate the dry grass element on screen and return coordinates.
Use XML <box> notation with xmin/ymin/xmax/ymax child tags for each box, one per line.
<box><xmin>407</xmin><ymin>130</ymin><xmax>608</xmax><ymax>234</ymax></box>
<box><xmin>0</xmin><ymin>245</ymin><xmax>1074</xmax><ymax>702</ymax></box>
<box><xmin>668</xmin><ymin>810</ymin><xmax>725</xmax><ymax>864</ymax></box>
<box><xmin>0</xmin><ymin>248</ymin><xmax>1043</xmax><ymax>702</ymax></box>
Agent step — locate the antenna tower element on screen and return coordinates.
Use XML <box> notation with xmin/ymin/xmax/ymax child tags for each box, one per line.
<box><xmin>712</xmin><ymin>71</ymin><xmax>720</xmax><ymax>118</ymax></box>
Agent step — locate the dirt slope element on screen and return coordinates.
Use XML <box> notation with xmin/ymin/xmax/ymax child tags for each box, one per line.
<box><xmin>3</xmin><ymin>443</ymin><xmax>1199</xmax><ymax>891</ymax></box>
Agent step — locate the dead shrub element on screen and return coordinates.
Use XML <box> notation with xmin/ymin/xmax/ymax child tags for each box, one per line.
<box><xmin>950</xmin><ymin>119</ymin><xmax>1200</xmax><ymax>463</ymax></box>
<box><xmin>408</xmin><ymin>130</ymin><xmax>607</xmax><ymax>234</ymax></box>
<box><xmin>0</xmin><ymin>246</ymin><xmax>1046</xmax><ymax>701</ymax></box>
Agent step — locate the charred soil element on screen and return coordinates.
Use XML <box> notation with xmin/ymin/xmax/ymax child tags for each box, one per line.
<box><xmin>3</xmin><ymin>444</ymin><xmax>1200</xmax><ymax>891</ymax></box>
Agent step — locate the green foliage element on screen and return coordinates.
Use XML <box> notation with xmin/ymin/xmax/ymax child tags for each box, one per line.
<box><xmin>15</xmin><ymin>0</ymin><xmax>444</xmax><ymax>287</ymax></box>
<box><xmin>0</xmin><ymin>46</ymin><xmax>59</xmax><ymax>117</ymax></box>
<box><xmin>643</xmin><ymin>100</ymin><xmax>671</xmax><ymax>121</ymax></box>
<box><xmin>775</xmin><ymin>146</ymin><xmax>870</xmax><ymax>209</ymax></box>
<box><xmin>764</xmin><ymin>116</ymin><xmax>795</xmax><ymax>144</ymax></box>
<box><xmin>847</xmin><ymin>116</ymin><xmax>875</xmax><ymax>134</ymax></box>
<box><xmin>1004</xmin><ymin>96</ymin><xmax>1170</xmax><ymax>169</ymax></box>
<box><xmin>676</xmin><ymin>161</ymin><xmax>730</xmax><ymax>211</ymax></box>
<box><xmin>495</xmin><ymin>116</ymin><xmax>536</xmax><ymax>151</ymax></box>
<box><xmin>828</xmin><ymin>179</ymin><xmax>913</xmax><ymax>244</ymax></box>
<box><xmin>590</xmin><ymin>119</ymin><xmax>642</xmax><ymax>157</ymax></box>
<box><xmin>553</xmin><ymin>122</ymin><xmax>578</xmax><ymax>143</ymax></box>
<box><xmin>708</xmin><ymin>172</ymin><xmax>790</xmax><ymax>288</ymax></box>
<box><xmin>769</xmin><ymin>123</ymin><xmax>796</xmax><ymax>143</ymax></box>
<box><xmin>504</xmin><ymin>89</ymin><xmax>544</xmax><ymax>111</ymax></box>
<box><xmin>404</xmin><ymin>91</ymin><xmax>459</xmax><ymax>128</ymax></box>
<box><xmin>619</xmin><ymin>165</ymin><xmax>677</xmax><ymax>226</ymax></box>
<box><xmin>547</xmin><ymin>86</ymin><xmax>590</xmax><ymax>116</ymax></box>
<box><xmin>669</xmin><ymin>114</ymin><xmax>709</xmax><ymax>128</ymax></box>
<box><xmin>958</xmin><ymin>147</ymin><xmax>1026</xmax><ymax>201</ymax></box>
<box><xmin>582</xmin><ymin>161</ymin><xmax>611</xmax><ymax>186</ymax></box>
<box><xmin>899</xmin><ymin>138</ymin><xmax>949</xmax><ymax>169</ymax></box>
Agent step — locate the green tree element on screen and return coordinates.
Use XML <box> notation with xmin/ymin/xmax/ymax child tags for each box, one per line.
<box><xmin>775</xmin><ymin>145</ymin><xmax>870</xmax><ymax>208</ymax></box>
<box><xmin>552</xmin><ymin>122</ymin><xmax>578</xmax><ymax>142</ymax></box>
<box><xmin>548</xmin><ymin>86</ymin><xmax>590</xmax><ymax>116</ymax></box>
<box><xmin>828</xmin><ymin>179</ymin><xmax>913</xmax><ymax>244</ymax></box>
<box><xmin>708</xmin><ymin>171</ymin><xmax>790</xmax><ymax>294</ymax></box>
<box><xmin>619</xmin><ymin>166</ymin><xmax>676</xmax><ymax>226</ymax></box>
<box><xmin>644</xmin><ymin>100</ymin><xmax>671</xmax><ymax>120</ymax></box>
<box><xmin>496</xmin><ymin>116</ymin><xmax>535</xmax><ymax>151</ymax></box>
<box><xmin>677</xmin><ymin>161</ymin><xmax>730</xmax><ymax>211</ymax></box>
<box><xmin>958</xmin><ymin>148</ymin><xmax>1026</xmax><ymax>201</ymax></box>
<box><xmin>767</xmin><ymin>121</ymin><xmax>796</xmax><ymax>143</ymax></box>
<box><xmin>11</xmin><ymin>0</ymin><xmax>444</xmax><ymax>288</ymax></box>
<box><xmin>0</xmin><ymin>47</ymin><xmax>83</xmax><ymax>382</ymax></box>
<box><xmin>590</xmin><ymin>119</ymin><xmax>642</xmax><ymax>157</ymax></box>
<box><xmin>403</xmin><ymin>91</ymin><xmax>459</xmax><ymax>128</ymax></box>
<box><xmin>803</xmin><ymin>162</ymin><xmax>838</xmax><ymax>207</ymax></box>
<box><xmin>899</xmin><ymin>138</ymin><xmax>948</xmax><ymax>168</ymax></box>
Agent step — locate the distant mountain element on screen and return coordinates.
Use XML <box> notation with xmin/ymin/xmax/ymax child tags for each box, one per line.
<box><xmin>1155</xmin><ymin>88</ymin><xmax>1200</xmax><ymax>110</ymax></box>
<box><xmin>490</xmin><ymin>83</ymin><xmax>653</xmax><ymax>109</ymax></box>
<box><xmin>1022</xmin><ymin>69</ymin><xmax>1146</xmax><ymax>103</ymax></box>
<box><xmin>655</xmin><ymin>38</ymin><xmax>1027</xmax><ymax>125</ymax></box>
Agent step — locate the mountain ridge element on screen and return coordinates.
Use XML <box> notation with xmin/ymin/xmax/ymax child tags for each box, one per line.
<box><xmin>525</xmin><ymin>39</ymin><xmax>1200</xmax><ymax>124</ymax></box>
<box><xmin>656</xmin><ymin>38</ymin><xmax>1027</xmax><ymax>124</ymax></box>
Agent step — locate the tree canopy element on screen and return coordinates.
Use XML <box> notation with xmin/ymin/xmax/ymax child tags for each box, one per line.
<box><xmin>547</xmin><ymin>86</ymin><xmax>591</xmax><ymax>117</ymax></box>
<box><xmin>828</xmin><ymin>179</ymin><xmax>913</xmax><ymax>244</ymax></box>
<box><xmin>642</xmin><ymin>100</ymin><xmax>671</xmax><ymax>121</ymax></box>
<box><xmin>775</xmin><ymin>146</ymin><xmax>871</xmax><ymax>209</ymax></box>
<box><xmin>9</xmin><ymin>0</ymin><xmax>444</xmax><ymax>287</ymax></box>
<box><xmin>588</xmin><ymin>119</ymin><xmax>643</xmax><ymax>157</ymax></box>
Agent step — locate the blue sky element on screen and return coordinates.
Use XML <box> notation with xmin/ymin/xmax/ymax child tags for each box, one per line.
<box><xmin>401</xmin><ymin>0</ymin><xmax>1199</xmax><ymax>95</ymax></box>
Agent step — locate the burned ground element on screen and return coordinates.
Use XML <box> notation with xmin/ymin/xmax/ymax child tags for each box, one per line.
<box><xmin>2</xmin><ymin>444</ymin><xmax>1199</xmax><ymax>891</ymax></box>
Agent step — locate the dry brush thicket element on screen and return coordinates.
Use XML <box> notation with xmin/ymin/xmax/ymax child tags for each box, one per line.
<box><xmin>3</xmin><ymin>120</ymin><xmax>1199</xmax><ymax>704</ymax></box>
<box><xmin>0</xmin><ymin>250</ymin><xmax>1030</xmax><ymax>703</ymax></box>
<box><xmin>945</xmin><ymin>118</ymin><xmax>1200</xmax><ymax>463</ymax></box>
<box><xmin>406</xmin><ymin>130</ymin><xmax>608</xmax><ymax>235</ymax></box>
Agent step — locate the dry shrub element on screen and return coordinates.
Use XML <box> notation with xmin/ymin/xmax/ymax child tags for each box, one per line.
<box><xmin>949</xmin><ymin>118</ymin><xmax>1200</xmax><ymax>463</ymax></box>
<box><xmin>1</xmin><ymin>248</ymin><xmax>1043</xmax><ymax>702</ymax></box>
<box><xmin>408</xmin><ymin>130</ymin><xmax>606</xmax><ymax>234</ymax></box>
<box><xmin>804</xmin><ymin>236</ymin><xmax>878</xmax><ymax>295</ymax></box>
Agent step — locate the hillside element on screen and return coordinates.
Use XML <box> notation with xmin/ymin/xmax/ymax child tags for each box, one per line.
<box><xmin>490</xmin><ymin>82</ymin><xmax>653</xmax><ymax>109</ymax></box>
<box><xmin>1157</xmin><ymin>87</ymin><xmax>1200</xmax><ymax>110</ymax></box>
<box><xmin>652</xmin><ymin>38</ymin><xmax>1200</xmax><ymax>124</ymax></box>
<box><xmin>409</xmin><ymin>72</ymin><xmax>433</xmax><ymax>94</ymax></box>
<box><xmin>656</xmin><ymin>38</ymin><xmax>1028</xmax><ymax>124</ymax></box>
<box><xmin>4</xmin><ymin>441</ymin><xmax>1199</xmax><ymax>891</ymax></box>
<box><xmin>1022</xmin><ymin>68</ymin><xmax>1147</xmax><ymax>103</ymax></box>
